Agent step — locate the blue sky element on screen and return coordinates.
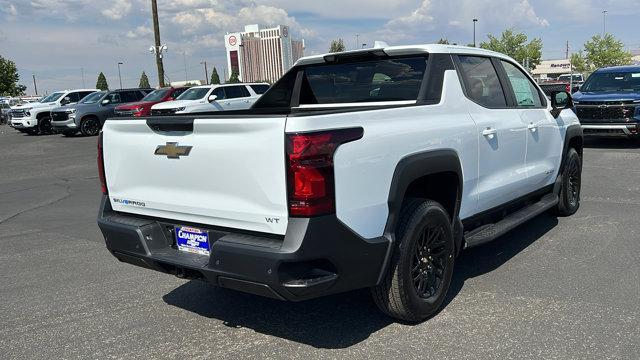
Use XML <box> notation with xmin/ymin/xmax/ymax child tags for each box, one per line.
<box><xmin>1</xmin><ymin>0</ymin><xmax>639</xmax><ymax>95</ymax></box>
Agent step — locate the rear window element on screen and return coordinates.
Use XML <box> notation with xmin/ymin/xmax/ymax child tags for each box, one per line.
<box><xmin>299</xmin><ymin>57</ymin><xmax>427</xmax><ymax>105</ymax></box>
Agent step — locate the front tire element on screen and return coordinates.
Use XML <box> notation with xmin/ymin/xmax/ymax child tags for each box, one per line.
<box><xmin>371</xmin><ymin>199</ymin><xmax>455</xmax><ymax>323</ymax></box>
<box><xmin>36</xmin><ymin>116</ymin><xmax>53</xmax><ymax>135</ymax></box>
<box><xmin>555</xmin><ymin>148</ymin><xmax>581</xmax><ymax>216</ymax></box>
<box><xmin>80</xmin><ymin>117</ymin><xmax>100</xmax><ymax>136</ymax></box>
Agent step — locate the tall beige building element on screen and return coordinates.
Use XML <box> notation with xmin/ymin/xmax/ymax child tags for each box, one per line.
<box><xmin>224</xmin><ymin>24</ymin><xmax>305</xmax><ymax>83</ymax></box>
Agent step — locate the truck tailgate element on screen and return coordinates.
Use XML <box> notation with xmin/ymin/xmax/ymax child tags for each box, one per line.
<box><xmin>102</xmin><ymin>116</ymin><xmax>289</xmax><ymax>235</ymax></box>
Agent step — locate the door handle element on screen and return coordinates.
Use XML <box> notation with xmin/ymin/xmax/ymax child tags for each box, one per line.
<box><xmin>527</xmin><ymin>123</ymin><xmax>538</xmax><ymax>132</ymax></box>
<box><xmin>243</xmin><ymin>100</ymin><xmax>249</xmax><ymax>103</ymax></box>
<box><xmin>482</xmin><ymin>127</ymin><xmax>497</xmax><ymax>139</ymax></box>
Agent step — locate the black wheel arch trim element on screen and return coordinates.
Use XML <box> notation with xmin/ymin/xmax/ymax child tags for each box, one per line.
<box><xmin>559</xmin><ymin>124</ymin><xmax>584</xmax><ymax>174</ymax></box>
<box><xmin>376</xmin><ymin>149</ymin><xmax>464</xmax><ymax>284</ymax></box>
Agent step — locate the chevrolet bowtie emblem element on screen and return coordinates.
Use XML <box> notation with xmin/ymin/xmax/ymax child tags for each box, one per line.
<box><xmin>154</xmin><ymin>142</ymin><xmax>192</xmax><ymax>159</ymax></box>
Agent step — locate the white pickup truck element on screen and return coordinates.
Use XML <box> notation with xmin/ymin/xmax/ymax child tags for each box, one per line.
<box><xmin>10</xmin><ymin>89</ymin><xmax>98</xmax><ymax>135</ymax></box>
<box><xmin>97</xmin><ymin>45</ymin><xmax>583</xmax><ymax>322</ymax></box>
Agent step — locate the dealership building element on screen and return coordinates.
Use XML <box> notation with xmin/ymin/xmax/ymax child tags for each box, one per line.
<box><xmin>531</xmin><ymin>59</ymin><xmax>573</xmax><ymax>81</ymax></box>
<box><xmin>224</xmin><ymin>24</ymin><xmax>305</xmax><ymax>83</ymax></box>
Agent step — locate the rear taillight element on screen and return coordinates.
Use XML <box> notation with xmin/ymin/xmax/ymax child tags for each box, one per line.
<box><xmin>97</xmin><ymin>132</ymin><xmax>107</xmax><ymax>194</ymax></box>
<box><xmin>286</xmin><ymin>128</ymin><xmax>363</xmax><ymax>217</ymax></box>
<box><xmin>565</xmin><ymin>83</ymin><xmax>571</xmax><ymax>93</ymax></box>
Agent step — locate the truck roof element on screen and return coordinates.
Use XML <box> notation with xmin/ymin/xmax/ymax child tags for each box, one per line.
<box><xmin>595</xmin><ymin>65</ymin><xmax>640</xmax><ymax>73</ymax></box>
<box><xmin>295</xmin><ymin>44</ymin><xmax>516</xmax><ymax>66</ymax></box>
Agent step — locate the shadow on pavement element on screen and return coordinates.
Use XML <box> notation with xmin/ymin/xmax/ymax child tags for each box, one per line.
<box><xmin>163</xmin><ymin>213</ymin><xmax>558</xmax><ymax>349</ymax></box>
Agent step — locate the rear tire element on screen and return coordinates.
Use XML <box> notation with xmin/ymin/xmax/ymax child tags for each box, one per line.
<box><xmin>371</xmin><ymin>198</ymin><xmax>455</xmax><ymax>323</ymax></box>
<box><xmin>80</xmin><ymin>117</ymin><xmax>100</xmax><ymax>136</ymax></box>
<box><xmin>555</xmin><ymin>148</ymin><xmax>581</xmax><ymax>216</ymax></box>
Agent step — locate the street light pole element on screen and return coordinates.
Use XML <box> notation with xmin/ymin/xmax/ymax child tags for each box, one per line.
<box><xmin>602</xmin><ymin>10</ymin><xmax>607</xmax><ymax>37</ymax></box>
<box><xmin>473</xmin><ymin>19</ymin><xmax>478</xmax><ymax>47</ymax></box>
<box><xmin>81</xmin><ymin>68</ymin><xmax>86</xmax><ymax>88</ymax></box>
<box><xmin>355</xmin><ymin>34</ymin><xmax>360</xmax><ymax>50</ymax></box>
<box><xmin>32</xmin><ymin>73</ymin><xmax>38</xmax><ymax>95</ymax></box>
<box><xmin>117</xmin><ymin>62</ymin><xmax>123</xmax><ymax>89</ymax></box>
<box><xmin>201</xmin><ymin>61</ymin><xmax>209</xmax><ymax>85</ymax></box>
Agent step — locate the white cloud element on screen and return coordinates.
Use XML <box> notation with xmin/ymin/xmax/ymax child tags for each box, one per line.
<box><xmin>101</xmin><ymin>0</ymin><xmax>132</xmax><ymax>20</ymax></box>
<box><xmin>126</xmin><ymin>25</ymin><xmax>152</xmax><ymax>39</ymax></box>
<box><xmin>379</xmin><ymin>0</ymin><xmax>549</xmax><ymax>43</ymax></box>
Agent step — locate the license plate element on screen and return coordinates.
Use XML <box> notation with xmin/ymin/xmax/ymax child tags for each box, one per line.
<box><xmin>175</xmin><ymin>226</ymin><xmax>210</xmax><ymax>256</ymax></box>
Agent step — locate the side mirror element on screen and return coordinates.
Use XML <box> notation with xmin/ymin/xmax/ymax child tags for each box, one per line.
<box><xmin>101</xmin><ymin>99</ymin><xmax>110</xmax><ymax>106</ymax></box>
<box><xmin>550</xmin><ymin>91</ymin><xmax>573</xmax><ymax>118</ymax></box>
<box><xmin>208</xmin><ymin>94</ymin><xmax>218</xmax><ymax>102</ymax></box>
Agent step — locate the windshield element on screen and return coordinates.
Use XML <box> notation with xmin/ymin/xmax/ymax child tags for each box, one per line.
<box><xmin>80</xmin><ymin>91</ymin><xmax>106</xmax><ymax>104</ymax></box>
<box><xmin>142</xmin><ymin>88</ymin><xmax>170</xmax><ymax>102</ymax></box>
<box><xmin>582</xmin><ymin>71</ymin><xmax>640</xmax><ymax>92</ymax></box>
<box><xmin>558</xmin><ymin>75</ymin><xmax>582</xmax><ymax>82</ymax></box>
<box><xmin>176</xmin><ymin>87</ymin><xmax>210</xmax><ymax>100</ymax></box>
<box><xmin>40</xmin><ymin>92</ymin><xmax>65</xmax><ymax>103</ymax></box>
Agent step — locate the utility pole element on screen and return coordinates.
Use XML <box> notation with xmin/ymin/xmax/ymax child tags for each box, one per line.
<box><xmin>473</xmin><ymin>19</ymin><xmax>478</xmax><ymax>47</ymax></box>
<box><xmin>117</xmin><ymin>62</ymin><xmax>123</xmax><ymax>89</ymax></box>
<box><xmin>355</xmin><ymin>34</ymin><xmax>360</xmax><ymax>50</ymax></box>
<box><xmin>81</xmin><ymin>68</ymin><xmax>86</xmax><ymax>88</ymax></box>
<box><xmin>565</xmin><ymin>40</ymin><xmax>569</xmax><ymax>59</ymax></box>
<box><xmin>151</xmin><ymin>0</ymin><xmax>166</xmax><ymax>87</ymax></box>
<box><xmin>32</xmin><ymin>73</ymin><xmax>38</xmax><ymax>95</ymax></box>
<box><xmin>183</xmin><ymin>52</ymin><xmax>188</xmax><ymax>82</ymax></box>
<box><xmin>201</xmin><ymin>61</ymin><xmax>209</xmax><ymax>84</ymax></box>
<box><xmin>602</xmin><ymin>10</ymin><xmax>607</xmax><ymax>37</ymax></box>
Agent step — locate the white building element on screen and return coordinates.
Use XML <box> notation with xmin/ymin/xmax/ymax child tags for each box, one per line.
<box><xmin>224</xmin><ymin>24</ymin><xmax>305</xmax><ymax>83</ymax></box>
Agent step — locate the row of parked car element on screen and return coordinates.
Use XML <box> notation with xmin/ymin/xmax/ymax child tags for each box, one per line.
<box><xmin>4</xmin><ymin>82</ymin><xmax>270</xmax><ymax>136</ymax></box>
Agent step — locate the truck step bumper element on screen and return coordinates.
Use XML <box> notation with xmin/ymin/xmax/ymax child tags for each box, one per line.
<box><xmin>97</xmin><ymin>196</ymin><xmax>389</xmax><ymax>301</ymax></box>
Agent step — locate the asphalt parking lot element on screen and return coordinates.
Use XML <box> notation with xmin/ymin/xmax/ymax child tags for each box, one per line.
<box><xmin>0</xmin><ymin>126</ymin><xmax>638</xmax><ymax>359</ymax></box>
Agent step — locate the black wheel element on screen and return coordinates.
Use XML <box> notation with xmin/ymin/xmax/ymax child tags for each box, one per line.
<box><xmin>555</xmin><ymin>148</ymin><xmax>581</xmax><ymax>216</ymax></box>
<box><xmin>371</xmin><ymin>198</ymin><xmax>455</xmax><ymax>323</ymax></box>
<box><xmin>80</xmin><ymin>117</ymin><xmax>100</xmax><ymax>136</ymax></box>
<box><xmin>36</xmin><ymin>116</ymin><xmax>53</xmax><ymax>135</ymax></box>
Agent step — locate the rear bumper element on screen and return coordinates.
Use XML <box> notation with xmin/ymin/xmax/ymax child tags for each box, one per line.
<box><xmin>581</xmin><ymin>123</ymin><xmax>639</xmax><ymax>138</ymax></box>
<box><xmin>97</xmin><ymin>196</ymin><xmax>390</xmax><ymax>301</ymax></box>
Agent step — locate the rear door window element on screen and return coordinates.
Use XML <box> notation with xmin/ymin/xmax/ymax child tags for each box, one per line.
<box><xmin>250</xmin><ymin>84</ymin><xmax>270</xmax><ymax>94</ymax></box>
<box><xmin>211</xmin><ymin>87</ymin><xmax>226</xmax><ymax>100</ymax></box>
<box><xmin>224</xmin><ymin>85</ymin><xmax>251</xmax><ymax>99</ymax></box>
<box><xmin>299</xmin><ymin>57</ymin><xmax>427</xmax><ymax>105</ymax></box>
<box><xmin>457</xmin><ymin>56</ymin><xmax>507</xmax><ymax>108</ymax></box>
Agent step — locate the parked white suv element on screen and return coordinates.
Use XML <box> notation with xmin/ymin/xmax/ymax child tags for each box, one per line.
<box><xmin>97</xmin><ymin>45</ymin><xmax>582</xmax><ymax>322</ymax></box>
<box><xmin>150</xmin><ymin>83</ymin><xmax>269</xmax><ymax>115</ymax></box>
<box><xmin>11</xmin><ymin>89</ymin><xmax>98</xmax><ymax>135</ymax></box>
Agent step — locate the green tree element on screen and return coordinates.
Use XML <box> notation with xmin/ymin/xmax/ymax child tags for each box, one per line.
<box><xmin>227</xmin><ymin>70</ymin><xmax>240</xmax><ymax>84</ymax></box>
<box><xmin>480</xmin><ymin>28</ymin><xmax>543</xmax><ymax>69</ymax></box>
<box><xmin>96</xmin><ymin>72</ymin><xmax>109</xmax><ymax>90</ymax></box>
<box><xmin>138</xmin><ymin>71</ymin><xmax>150</xmax><ymax>88</ymax></box>
<box><xmin>583</xmin><ymin>34</ymin><xmax>632</xmax><ymax>68</ymax></box>
<box><xmin>436</xmin><ymin>38</ymin><xmax>450</xmax><ymax>45</ymax></box>
<box><xmin>0</xmin><ymin>55</ymin><xmax>26</xmax><ymax>96</ymax></box>
<box><xmin>329</xmin><ymin>38</ymin><xmax>346</xmax><ymax>53</ymax></box>
<box><xmin>570</xmin><ymin>52</ymin><xmax>589</xmax><ymax>73</ymax></box>
<box><xmin>210</xmin><ymin>67</ymin><xmax>221</xmax><ymax>84</ymax></box>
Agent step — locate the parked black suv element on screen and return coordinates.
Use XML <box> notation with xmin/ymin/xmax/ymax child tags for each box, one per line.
<box><xmin>51</xmin><ymin>88</ymin><xmax>152</xmax><ymax>136</ymax></box>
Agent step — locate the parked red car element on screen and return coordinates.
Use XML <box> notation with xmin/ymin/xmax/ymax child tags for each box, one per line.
<box><xmin>114</xmin><ymin>87</ymin><xmax>189</xmax><ymax>117</ymax></box>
